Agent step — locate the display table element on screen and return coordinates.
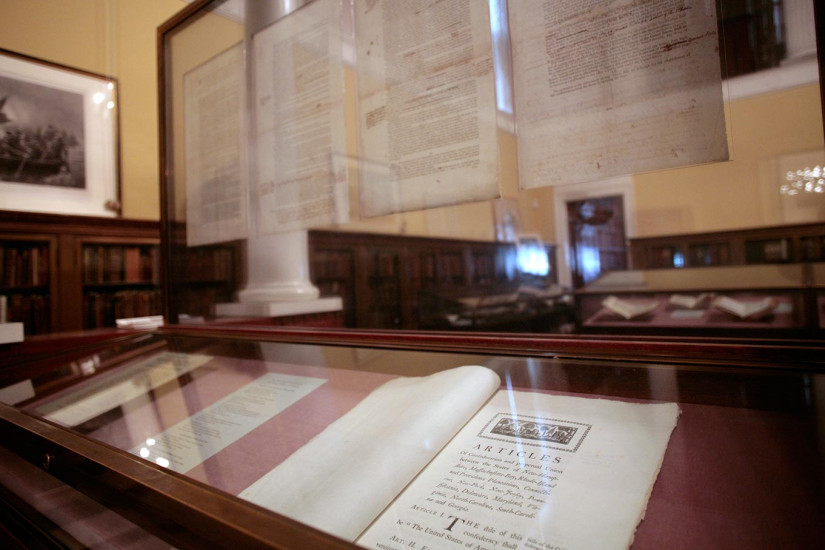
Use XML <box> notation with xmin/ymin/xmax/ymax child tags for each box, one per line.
<box><xmin>576</xmin><ymin>264</ymin><xmax>822</xmax><ymax>336</ymax></box>
<box><xmin>1</xmin><ymin>327</ymin><xmax>823</xmax><ymax>549</ymax></box>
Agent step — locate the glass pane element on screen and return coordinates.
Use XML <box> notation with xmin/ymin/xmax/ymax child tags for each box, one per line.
<box><xmin>160</xmin><ymin>0</ymin><xmax>824</xmax><ymax>340</ymax></box>
<box><xmin>6</xmin><ymin>332</ymin><xmax>822</xmax><ymax>547</ymax></box>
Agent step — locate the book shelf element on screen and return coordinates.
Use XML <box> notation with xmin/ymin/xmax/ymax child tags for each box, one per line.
<box><xmin>0</xmin><ymin>211</ymin><xmax>162</xmax><ymax>334</ymax></box>
<box><xmin>308</xmin><ymin>230</ymin><xmax>562</xmax><ymax>331</ymax></box>
<box><xmin>366</xmin><ymin>247</ymin><xmax>402</xmax><ymax>329</ymax></box>
<box><xmin>310</xmin><ymin>246</ymin><xmax>356</xmax><ymax>327</ymax></box>
<box><xmin>168</xmin><ymin>243</ymin><xmax>240</xmax><ymax>319</ymax></box>
<box><xmin>80</xmin><ymin>239</ymin><xmax>162</xmax><ymax>329</ymax></box>
<box><xmin>0</xmin><ymin>234</ymin><xmax>57</xmax><ymax>334</ymax></box>
<box><xmin>629</xmin><ymin>222</ymin><xmax>825</xmax><ymax>269</ymax></box>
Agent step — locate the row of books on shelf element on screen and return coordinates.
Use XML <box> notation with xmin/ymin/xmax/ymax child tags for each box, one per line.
<box><xmin>800</xmin><ymin>236</ymin><xmax>825</xmax><ymax>260</ymax></box>
<box><xmin>369</xmin><ymin>251</ymin><xmax>493</xmax><ymax>282</ymax></box>
<box><xmin>172</xmin><ymin>247</ymin><xmax>235</xmax><ymax>282</ymax></box>
<box><xmin>407</xmin><ymin>254</ymin><xmax>436</xmax><ymax>282</ymax></box>
<box><xmin>84</xmin><ymin>289</ymin><xmax>162</xmax><ymax>329</ymax></box>
<box><xmin>472</xmin><ymin>254</ymin><xmax>496</xmax><ymax>283</ymax></box>
<box><xmin>0</xmin><ymin>293</ymin><xmax>49</xmax><ymax>334</ymax></box>
<box><xmin>435</xmin><ymin>253</ymin><xmax>465</xmax><ymax>283</ymax></box>
<box><xmin>311</xmin><ymin>250</ymin><xmax>354</xmax><ymax>280</ymax></box>
<box><xmin>363</xmin><ymin>282</ymin><xmax>401</xmax><ymax>316</ymax></box>
<box><xmin>649</xmin><ymin>236</ymin><xmax>825</xmax><ymax>268</ymax></box>
<box><xmin>312</xmin><ymin>246</ymin><xmax>510</xmax><ymax>291</ymax></box>
<box><xmin>371</xmin><ymin>252</ymin><xmax>398</xmax><ymax>277</ymax></box>
<box><xmin>1</xmin><ymin>244</ymin><xmax>50</xmax><ymax>287</ymax></box>
<box><xmin>83</xmin><ymin>245</ymin><xmax>160</xmax><ymax>284</ymax></box>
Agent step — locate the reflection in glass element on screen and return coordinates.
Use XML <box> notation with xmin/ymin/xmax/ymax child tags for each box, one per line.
<box><xmin>161</xmin><ymin>0</ymin><xmax>825</xmax><ymax>340</ymax></box>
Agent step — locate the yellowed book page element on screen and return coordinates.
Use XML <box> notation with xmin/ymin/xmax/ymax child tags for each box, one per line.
<box><xmin>239</xmin><ymin>365</ymin><xmax>501</xmax><ymax>540</ymax></box>
<box><xmin>510</xmin><ymin>0</ymin><xmax>728</xmax><ymax>188</ymax></box>
<box><xmin>358</xmin><ymin>390</ymin><xmax>679</xmax><ymax>550</ymax></box>
<box><xmin>252</xmin><ymin>0</ymin><xmax>349</xmax><ymax>234</ymax></box>
<box><xmin>184</xmin><ymin>43</ymin><xmax>249</xmax><ymax>246</ymax></box>
<box><xmin>355</xmin><ymin>0</ymin><xmax>500</xmax><ymax>216</ymax></box>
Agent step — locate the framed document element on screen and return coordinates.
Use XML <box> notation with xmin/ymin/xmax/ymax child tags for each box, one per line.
<box><xmin>0</xmin><ymin>48</ymin><xmax>119</xmax><ymax>217</ymax></box>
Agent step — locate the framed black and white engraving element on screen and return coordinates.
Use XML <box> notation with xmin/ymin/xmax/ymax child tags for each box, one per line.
<box><xmin>0</xmin><ymin>48</ymin><xmax>119</xmax><ymax>217</ymax></box>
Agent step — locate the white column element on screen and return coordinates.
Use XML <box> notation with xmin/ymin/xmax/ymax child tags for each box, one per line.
<box><xmin>236</xmin><ymin>231</ymin><xmax>319</xmax><ymax>302</ymax></box>
<box><xmin>214</xmin><ymin>0</ymin><xmax>340</xmax><ymax>318</ymax></box>
<box><xmin>240</xmin><ymin>0</ymin><xmax>319</xmax><ymax>304</ymax></box>
<box><xmin>783</xmin><ymin>0</ymin><xmax>817</xmax><ymax>63</ymax></box>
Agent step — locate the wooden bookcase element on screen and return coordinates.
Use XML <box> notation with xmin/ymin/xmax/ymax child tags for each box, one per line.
<box><xmin>308</xmin><ymin>230</ymin><xmax>563</xmax><ymax>331</ymax></box>
<box><xmin>0</xmin><ymin>211</ymin><xmax>161</xmax><ymax>335</ymax></box>
<box><xmin>0</xmin><ymin>233</ymin><xmax>57</xmax><ymax>333</ymax></box>
<box><xmin>309</xmin><ymin>230</ymin><xmax>515</xmax><ymax>330</ymax></box>
<box><xmin>629</xmin><ymin>222</ymin><xmax>825</xmax><ymax>269</ymax></box>
<box><xmin>79</xmin><ymin>237</ymin><xmax>161</xmax><ymax>329</ymax></box>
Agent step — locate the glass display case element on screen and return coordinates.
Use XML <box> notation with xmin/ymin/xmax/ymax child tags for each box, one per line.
<box><xmin>576</xmin><ymin>263</ymin><xmax>824</xmax><ymax>336</ymax></box>
<box><xmin>2</xmin><ymin>0</ymin><xmax>825</xmax><ymax>548</ymax></box>
<box><xmin>157</xmin><ymin>0</ymin><xmax>825</xmax><ymax>338</ymax></box>
<box><xmin>1</xmin><ymin>328</ymin><xmax>824</xmax><ymax>548</ymax></box>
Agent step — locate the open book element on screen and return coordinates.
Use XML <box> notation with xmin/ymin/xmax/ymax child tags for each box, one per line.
<box><xmin>668</xmin><ymin>292</ymin><xmax>713</xmax><ymax>309</ymax></box>
<box><xmin>712</xmin><ymin>295</ymin><xmax>778</xmax><ymax>320</ymax></box>
<box><xmin>602</xmin><ymin>295</ymin><xmax>661</xmax><ymax>320</ymax></box>
<box><xmin>240</xmin><ymin>366</ymin><xmax>679</xmax><ymax>549</ymax></box>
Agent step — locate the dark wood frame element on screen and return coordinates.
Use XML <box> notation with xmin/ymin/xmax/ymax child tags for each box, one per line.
<box><xmin>0</xmin><ymin>396</ymin><xmax>352</xmax><ymax>550</ymax></box>
<box><xmin>0</xmin><ymin>324</ymin><xmax>824</xmax><ymax>550</ymax></box>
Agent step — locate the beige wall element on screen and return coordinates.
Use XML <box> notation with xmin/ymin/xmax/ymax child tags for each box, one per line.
<box><xmin>633</xmin><ymin>84</ymin><xmax>825</xmax><ymax>237</ymax></box>
<box><xmin>335</xmin><ymin>80</ymin><xmax>824</xmax><ymax>244</ymax></box>
<box><xmin>0</xmin><ymin>0</ymin><xmax>186</xmax><ymax>220</ymax></box>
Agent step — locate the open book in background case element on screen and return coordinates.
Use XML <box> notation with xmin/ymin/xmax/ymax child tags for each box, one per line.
<box><xmin>576</xmin><ymin>262</ymin><xmax>825</xmax><ymax>338</ymax></box>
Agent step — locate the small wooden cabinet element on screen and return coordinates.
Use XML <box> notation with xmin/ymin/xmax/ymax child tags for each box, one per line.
<box><xmin>0</xmin><ymin>211</ymin><xmax>161</xmax><ymax>334</ymax></box>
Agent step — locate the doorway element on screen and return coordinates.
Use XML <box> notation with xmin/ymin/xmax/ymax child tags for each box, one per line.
<box><xmin>566</xmin><ymin>195</ymin><xmax>628</xmax><ymax>289</ymax></box>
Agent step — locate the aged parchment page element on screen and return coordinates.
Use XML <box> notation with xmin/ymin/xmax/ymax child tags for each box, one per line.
<box><xmin>355</xmin><ymin>0</ymin><xmax>500</xmax><ymax>216</ymax></box>
<box><xmin>358</xmin><ymin>390</ymin><xmax>679</xmax><ymax>550</ymax></box>
<box><xmin>184</xmin><ymin>44</ymin><xmax>249</xmax><ymax>246</ymax></box>
<box><xmin>130</xmin><ymin>372</ymin><xmax>326</xmax><ymax>473</ymax></box>
<box><xmin>510</xmin><ymin>0</ymin><xmax>728</xmax><ymax>188</ymax></box>
<box><xmin>239</xmin><ymin>366</ymin><xmax>501</xmax><ymax>540</ymax></box>
<box><xmin>252</xmin><ymin>0</ymin><xmax>349</xmax><ymax>234</ymax></box>
<box><xmin>36</xmin><ymin>352</ymin><xmax>212</xmax><ymax>427</ymax></box>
